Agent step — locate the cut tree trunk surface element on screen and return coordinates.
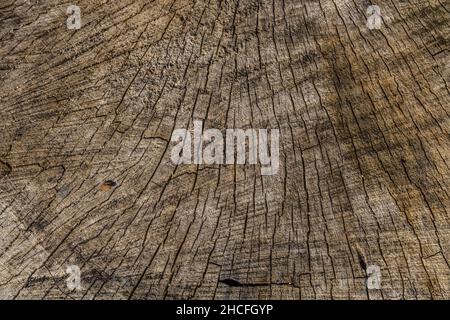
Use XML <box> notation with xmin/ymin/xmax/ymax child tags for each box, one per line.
<box><xmin>0</xmin><ymin>0</ymin><xmax>449</xmax><ymax>299</ymax></box>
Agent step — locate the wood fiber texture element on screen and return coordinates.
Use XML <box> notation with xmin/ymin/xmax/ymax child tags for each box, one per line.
<box><xmin>0</xmin><ymin>0</ymin><xmax>449</xmax><ymax>299</ymax></box>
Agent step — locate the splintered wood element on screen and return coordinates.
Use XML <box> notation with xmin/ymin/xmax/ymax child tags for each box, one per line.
<box><xmin>0</xmin><ymin>0</ymin><xmax>449</xmax><ymax>299</ymax></box>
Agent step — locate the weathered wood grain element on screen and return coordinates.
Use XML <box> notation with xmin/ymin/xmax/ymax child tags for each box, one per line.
<box><xmin>0</xmin><ymin>0</ymin><xmax>449</xmax><ymax>299</ymax></box>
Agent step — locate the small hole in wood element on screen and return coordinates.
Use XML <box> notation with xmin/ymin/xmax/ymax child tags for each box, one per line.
<box><xmin>100</xmin><ymin>180</ymin><xmax>117</xmax><ymax>191</ymax></box>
